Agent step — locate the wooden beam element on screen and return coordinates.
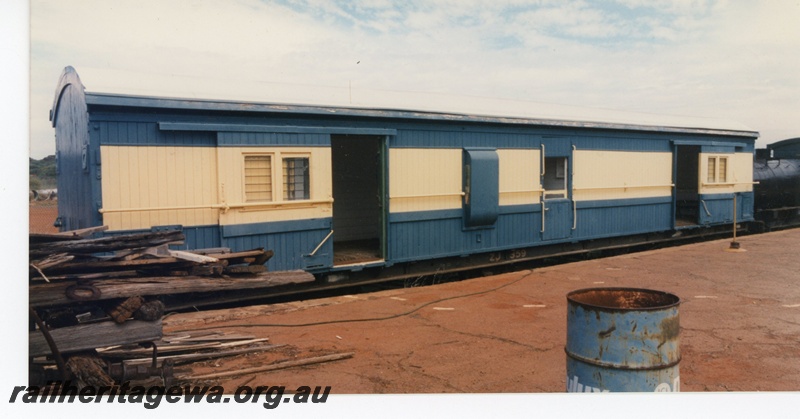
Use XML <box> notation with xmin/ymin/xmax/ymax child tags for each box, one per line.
<box><xmin>29</xmin><ymin>320</ymin><xmax>163</xmax><ymax>357</ymax></box>
<box><xmin>30</xmin><ymin>230</ymin><xmax>185</xmax><ymax>258</ymax></box>
<box><xmin>178</xmin><ymin>352</ymin><xmax>354</xmax><ymax>381</ymax></box>
<box><xmin>122</xmin><ymin>344</ymin><xmax>286</xmax><ymax>366</ymax></box>
<box><xmin>29</xmin><ymin>270</ymin><xmax>315</xmax><ymax>308</ymax></box>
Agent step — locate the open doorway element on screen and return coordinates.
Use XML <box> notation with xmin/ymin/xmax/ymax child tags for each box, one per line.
<box><xmin>331</xmin><ymin>135</ymin><xmax>385</xmax><ymax>266</ymax></box>
<box><xmin>675</xmin><ymin>145</ymin><xmax>700</xmax><ymax>226</ymax></box>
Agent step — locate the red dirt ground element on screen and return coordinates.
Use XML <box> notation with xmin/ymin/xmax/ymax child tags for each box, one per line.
<box><xmin>164</xmin><ymin>229</ymin><xmax>800</xmax><ymax>396</ymax></box>
<box><xmin>29</xmin><ymin>201</ymin><xmax>59</xmax><ymax>234</ymax></box>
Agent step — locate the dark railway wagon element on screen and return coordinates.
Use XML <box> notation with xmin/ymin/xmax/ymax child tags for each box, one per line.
<box><xmin>50</xmin><ymin>66</ymin><xmax>759</xmax><ymax>281</ymax></box>
<box><xmin>754</xmin><ymin>138</ymin><xmax>800</xmax><ymax>230</ymax></box>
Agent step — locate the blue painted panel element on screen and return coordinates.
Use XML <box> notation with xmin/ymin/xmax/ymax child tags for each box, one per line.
<box><xmin>97</xmin><ymin>120</ymin><xmax>216</xmax><ymax>146</ymax></box>
<box><xmin>218</xmin><ymin>132</ymin><xmax>330</xmax><ymax>147</ymax></box>
<box><xmin>701</xmin><ymin>145</ymin><xmax>737</xmax><ymax>153</ymax></box>
<box><xmin>575</xmin><ymin>201</ymin><xmax>672</xmax><ymax>238</ymax></box>
<box><xmin>221</xmin><ymin>219</ymin><xmax>333</xmax><ymax>270</ymax></box>
<box><xmin>463</xmin><ymin>149</ymin><xmax>499</xmax><ymax>228</ymax></box>
<box><xmin>543</xmin><ymin>199</ymin><xmax>572</xmax><ymax>240</ymax></box>
<box><xmin>495</xmin><ymin>210</ymin><xmax>541</xmax><ymax>248</ymax></box>
<box><xmin>698</xmin><ymin>193</ymin><xmax>740</xmax><ymax>225</ymax></box>
<box><xmin>159</xmin><ymin>122</ymin><xmax>396</xmax><ymax>136</ymax></box>
<box><xmin>221</xmin><ymin>218</ymin><xmax>331</xmax><ymax>238</ymax></box>
<box><xmin>574</xmin><ymin>136</ymin><xmax>672</xmax><ymax>152</ymax></box>
<box><xmin>576</xmin><ymin>196</ymin><xmax>672</xmax><ymax>209</ymax></box>
<box><xmin>388</xmin><ymin>208</ymin><xmax>540</xmax><ymax>263</ymax></box>
<box><xmin>739</xmin><ymin>192</ymin><xmax>754</xmax><ymax>220</ymax></box>
<box><xmin>387</xmin><ymin>197</ymin><xmax>675</xmax><ymax>263</ymax></box>
<box><xmin>222</xmin><ymin>227</ymin><xmax>332</xmax><ymax>271</ymax></box>
<box><xmin>389</xmin><ymin>209</ymin><xmax>463</xmax><ymax>223</ymax></box>
<box><xmin>392</xmin><ymin>130</ymin><xmax>542</xmax><ymax>149</ymax></box>
<box><xmin>179</xmin><ymin>225</ymin><xmax>222</xmax><ymax>251</ymax></box>
<box><xmin>541</xmin><ymin>137</ymin><xmax>573</xmax><ymax>156</ymax></box>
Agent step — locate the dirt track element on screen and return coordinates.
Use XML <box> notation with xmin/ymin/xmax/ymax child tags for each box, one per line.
<box><xmin>165</xmin><ymin>228</ymin><xmax>800</xmax><ymax>394</ymax></box>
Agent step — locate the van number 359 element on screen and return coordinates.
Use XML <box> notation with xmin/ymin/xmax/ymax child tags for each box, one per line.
<box><xmin>489</xmin><ymin>249</ymin><xmax>527</xmax><ymax>262</ymax></box>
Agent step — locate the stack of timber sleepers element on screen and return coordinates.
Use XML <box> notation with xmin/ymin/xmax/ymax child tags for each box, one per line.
<box><xmin>29</xmin><ymin>227</ymin><xmax>315</xmax><ymax>311</ymax></box>
<box><xmin>28</xmin><ymin>227</ymin><xmax>315</xmax><ymax>387</ymax></box>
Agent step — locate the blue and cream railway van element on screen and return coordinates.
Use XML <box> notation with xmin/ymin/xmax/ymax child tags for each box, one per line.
<box><xmin>673</xmin><ymin>141</ymin><xmax>755</xmax><ymax>228</ymax></box>
<box><xmin>540</xmin><ymin>139</ymin><xmax>574</xmax><ymax>241</ymax></box>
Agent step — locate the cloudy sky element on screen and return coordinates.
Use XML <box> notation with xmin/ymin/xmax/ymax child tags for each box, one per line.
<box><xmin>24</xmin><ymin>0</ymin><xmax>800</xmax><ymax>158</ymax></box>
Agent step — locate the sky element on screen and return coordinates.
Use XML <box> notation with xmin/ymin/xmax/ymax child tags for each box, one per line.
<box><xmin>24</xmin><ymin>0</ymin><xmax>800</xmax><ymax>159</ymax></box>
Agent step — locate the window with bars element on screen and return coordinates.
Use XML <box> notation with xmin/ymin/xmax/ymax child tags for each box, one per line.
<box><xmin>244</xmin><ymin>155</ymin><xmax>273</xmax><ymax>201</ymax></box>
<box><xmin>282</xmin><ymin>157</ymin><xmax>310</xmax><ymax>200</ymax></box>
<box><xmin>706</xmin><ymin>156</ymin><xmax>728</xmax><ymax>184</ymax></box>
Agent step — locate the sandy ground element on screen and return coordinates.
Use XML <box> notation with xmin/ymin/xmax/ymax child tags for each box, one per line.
<box><xmin>164</xmin><ymin>228</ymin><xmax>800</xmax><ymax>395</ymax></box>
<box><xmin>29</xmin><ymin>201</ymin><xmax>59</xmax><ymax>234</ymax></box>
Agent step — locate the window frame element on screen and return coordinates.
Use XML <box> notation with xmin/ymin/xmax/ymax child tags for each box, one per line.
<box><xmin>243</xmin><ymin>153</ymin><xmax>274</xmax><ymax>202</ymax></box>
<box><xmin>241</xmin><ymin>152</ymin><xmax>312</xmax><ymax>204</ymax></box>
<box><xmin>706</xmin><ymin>155</ymin><xmax>729</xmax><ymax>184</ymax></box>
<box><xmin>281</xmin><ymin>155</ymin><xmax>311</xmax><ymax>201</ymax></box>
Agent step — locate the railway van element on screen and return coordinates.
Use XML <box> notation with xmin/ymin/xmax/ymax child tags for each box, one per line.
<box><xmin>51</xmin><ymin>66</ymin><xmax>759</xmax><ymax>281</ymax></box>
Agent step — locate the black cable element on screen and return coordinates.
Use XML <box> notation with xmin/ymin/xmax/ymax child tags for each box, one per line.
<box><xmin>174</xmin><ymin>270</ymin><xmax>535</xmax><ymax>332</ymax></box>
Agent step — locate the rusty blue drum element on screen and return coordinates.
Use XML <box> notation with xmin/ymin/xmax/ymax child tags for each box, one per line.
<box><xmin>566</xmin><ymin>288</ymin><xmax>681</xmax><ymax>392</ymax></box>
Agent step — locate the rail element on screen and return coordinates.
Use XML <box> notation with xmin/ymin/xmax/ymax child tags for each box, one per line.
<box><xmin>700</xmin><ymin>181</ymin><xmax>760</xmax><ymax>187</ymax></box>
<box><xmin>99</xmin><ymin>199</ymin><xmax>335</xmax><ymax>214</ymax></box>
<box><xmin>572</xmin><ymin>184</ymin><xmax>674</xmax><ymax>191</ymax></box>
<box><xmin>500</xmin><ymin>189</ymin><xmax>545</xmax><ymax>194</ymax></box>
<box><xmin>390</xmin><ymin>192</ymin><xmax>465</xmax><ymax>199</ymax></box>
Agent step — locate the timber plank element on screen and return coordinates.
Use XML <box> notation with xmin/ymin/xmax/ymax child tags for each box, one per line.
<box><xmin>29</xmin><ymin>319</ymin><xmax>163</xmax><ymax>357</ymax></box>
<box><xmin>30</xmin><ymin>230</ymin><xmax>185</xmax><ymax>258</ymax></box>
<box><xmin>179</xmin><ymin>352</ymin><xmax>354</xmax><ymax>381</ymax></box>
<box><xmin>29</xmin><ymin>270</ymin><xmax>315</xmax><ymax>308</ymax></box>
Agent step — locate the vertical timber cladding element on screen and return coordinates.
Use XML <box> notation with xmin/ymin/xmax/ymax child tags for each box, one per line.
<box><xmin>387</xmin><ymin>145</ymin><xmax>541</xmax><ymax>262</ymax></box>
<box><xmin>99</xmin><ymin>145</ymin><xmax>219</xmax><ymax>231</ymax></box>
<box><xmin>572</xmin><ymin>150</ymin><xmax>675</xmax><ymax>237</ymax></box>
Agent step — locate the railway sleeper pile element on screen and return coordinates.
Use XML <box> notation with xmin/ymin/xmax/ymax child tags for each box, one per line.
<box><xmin>28</xmin><ymin>227</ymin><xmax>316</xmax><ymax>389</ymax></box>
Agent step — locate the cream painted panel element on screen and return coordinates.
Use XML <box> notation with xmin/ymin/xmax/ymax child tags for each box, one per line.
<box><xmin>389</xmin><ymin>148</ymin><xmax>463</xmax><ymax>213</ymax></box>
<box><xmin>100</xmin><ymin>146</ymin><xmax>219</xmax><ymax>231</ymax></box>
<box><xmin>498</xmin><ymin>149</ymin><xmax>540</xmax><ymax>206</ymax></box>
<box><xmin>698</xmin><ymin>152</ymin><xmax>754</xmax><ymax>194</ymax></box>
<box><xmin>216</xmin><ymin>147</ymin><xmax>333</xmax><ymax>226</ymax></box>
<box><xmin>573</xmin><ymin>151</ymin><xmax>673</xmax><ymax>201</ymax></box>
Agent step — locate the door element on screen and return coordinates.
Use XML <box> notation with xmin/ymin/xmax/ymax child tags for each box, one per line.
<box><xmin>674</xmin><ymin>145</ymin><xmax>700</xmax><ymax>227</ymax></box>
<box><xmin>330</xmin><ymin>134</ymin><xmax>386</xmax><ymax>265</ymax></box>
<box><xmin>541</xmin><ymin>146</ymin><xmax>573</xmax><ymax>241</ymax></box>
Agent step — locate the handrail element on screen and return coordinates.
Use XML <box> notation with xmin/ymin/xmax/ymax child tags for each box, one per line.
<box><xmin>309</xmin><ymin>230</ymin><xmax>334</xmax><ymax>257</ymax></box>
<box><xmin>572</xmin><ymin>200</ymin><xmax>577</xmax><ymax>230</ymax></box>
<box><xmin>540</xmin><ymin>144</ymin><xmax>546</xmax><ymax>176</ymax></box>
<box><xmin>540</xmin><ymin>190</ymin><xmax>546</xmax><ymax>233</ymax></box>
<box><xmin>700</xmin><ymin>181</ymin><xmax>760</xmax><ymax>187</ymax></box>
<box><xmin>572</xmin><ymin>184</ymin><xmax>674</xmax><ymax>191</ymax></box>
<box><xmin>499</xmin><ymin>189</ymin><xmax>546</xmax><ymax>194</ymax></box>
<box><xmin>390</xmin><ymin>192</ymin><xmax>466</xmax><ymax>199</ymax></box>
<box><xmin>99</xmin><ymin>198</ymin><xmax>334</xmax><ymax>214</ymax></box>
<box><xmin>700</xmin><ymin>200</ymin><xmax>712</xmax><ymax>216</ymax></box>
